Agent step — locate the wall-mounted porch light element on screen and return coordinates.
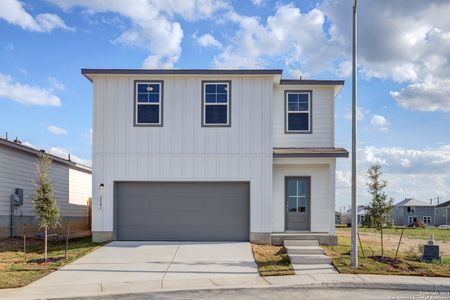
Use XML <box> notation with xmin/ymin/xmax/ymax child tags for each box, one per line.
<box><xmin>99</xmin><ymin>183</ymin><xmax>104</xmax><ymax>210</ymax></box>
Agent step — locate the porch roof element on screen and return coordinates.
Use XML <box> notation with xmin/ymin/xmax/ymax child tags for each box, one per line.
<box><xmin>273</xmin><ymin>147</ymin><xmax>349</xmax><ymax>158</ymax></box>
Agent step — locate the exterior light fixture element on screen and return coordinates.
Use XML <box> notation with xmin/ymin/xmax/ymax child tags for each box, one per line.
<box><xmin>98</xmin><ymin>183</ymin><xmax>104</xmax><ymax>210</ymax></box>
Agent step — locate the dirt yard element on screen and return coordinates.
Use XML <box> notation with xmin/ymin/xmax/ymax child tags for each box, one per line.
<box><xmin>337</xmin><ymin>229</ymin><xmax>450</xmax><ymax>256</ymax></box>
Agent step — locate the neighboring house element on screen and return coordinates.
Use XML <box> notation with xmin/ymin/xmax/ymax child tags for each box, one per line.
<box><xmin>345</xmin><ymin>205</ymin><xmax>366</xmax><ymax>225</ymax></box>
<box><xmin>0</xmin><ymin>137</ymin><xmax>92</xmax><ymax>238</ymax></box>
<box><xmin>435</xmin><ymin>200</ymin><xmax>450</xmax><ymax>226</ymax></box>
<box><xmin>335</xmin><ymin>211</ymin><xmax>342</xmax><ymax>224</ymax></box>
<box><xmin>82</xmin><ymin>69</ymin><xmax>348</xmax><ymax>245</ymax></box>
<box><xmin>392</xmin><ymin>198</ymin><xmax>435</xmax><ymax>226</ymax></box>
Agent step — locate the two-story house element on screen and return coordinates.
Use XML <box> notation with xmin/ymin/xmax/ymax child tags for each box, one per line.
<box><xmin>392</xmin><ymin>198</ymin><xmax>435</xmax><ymax>226</ymax></box>
<box><xmin>82</xmin><ymin>69</ymin><xmax>348</xmax><ymax>245</ymax></box>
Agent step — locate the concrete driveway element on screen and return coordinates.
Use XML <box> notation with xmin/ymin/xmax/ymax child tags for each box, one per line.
<box><xmin>28</xmin><ymin>241</ymin><xmax>259</xmax><ymax>287</ymax></box>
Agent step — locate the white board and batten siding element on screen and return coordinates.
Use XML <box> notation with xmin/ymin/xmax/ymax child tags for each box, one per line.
<box><xmin>92</xmin><ymin>75</ymin><xmax>274</xmax><ymax>234</ymax></box>
<box><xmin>0</xmin><ymin>143</ymin><xmax>92</xmax><ymax>218</ymax></box>
<box><xmin>272</xmin><ymin>84</ymin><xmax>337</xmax><ymax>235</ymax></box>
<box><xmin>272</xmin><ymin>158</ymin><xmax>336</xmax><ymax>234</ymax></box>
<box><xmin>273</xmin><ymin>85</ymin><xmax>335</xmax><ymax>148</ymax></box>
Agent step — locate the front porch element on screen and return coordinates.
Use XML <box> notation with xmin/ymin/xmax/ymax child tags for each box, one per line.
<box><xmin>270</xmin><ymin>232</ymin><xmax>337</xmax><ymax>246</ymax></box>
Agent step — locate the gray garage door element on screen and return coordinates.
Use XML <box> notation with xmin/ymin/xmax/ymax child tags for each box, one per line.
<box><xmin>115</xmin><ymin>182</ymin><xmax>250</xmax><ymax>241</ymax></box>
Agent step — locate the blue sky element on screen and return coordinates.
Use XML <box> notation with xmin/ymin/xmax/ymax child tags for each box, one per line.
<box><xmin>1</xmin><ymin>0</ymin><xmax>450</xmax><ymax>208</ymax></box>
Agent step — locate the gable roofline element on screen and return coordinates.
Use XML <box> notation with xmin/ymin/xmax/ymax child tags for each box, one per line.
<box><xmin>0</xmin><ymin>137</ymin><xmax>91</xmax><ymax>173</ymax></box>
<box><xmin>436</xmin><ymin>200</ymin><xmax>450</xmax><ymax>208</ymax></box>
<box><xmin>81</xmin><ymin>69</ymin><xmax>345</xmax><ymax>90</ymax></box>
<box><xmin>394</xmin><ymin>198</ymin><xmax>434</xmax><ymax>207</ymax></box>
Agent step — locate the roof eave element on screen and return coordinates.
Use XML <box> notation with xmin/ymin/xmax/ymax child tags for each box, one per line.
<box><xmin>273</xmin><ymin>153</ymin><xmax>349</xmax><ymax>158</ymax></box>
<box><xmin>81</xmin><ymin>68</ymin><xmax>283</xmax><ymax>81</ymax></box>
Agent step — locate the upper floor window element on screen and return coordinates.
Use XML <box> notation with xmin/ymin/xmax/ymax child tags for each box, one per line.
<box><xmin>135</xmin><ymin>81</ymin><xmax>163</xmax><ymax>126</ymax></box>
<box><xmin>285</xmin><ymin>91</ymin><xmax>311</xmax><ymax>133</ymax></box>
<box><xmin>202</xmin><ymin>81</ymin><xmax>230</xmax><ymax>126</ymax></box>
<box><xmin>423</xmin><ymin>216</ymin><xmax>431</xmax><ymax>224</ymax></box>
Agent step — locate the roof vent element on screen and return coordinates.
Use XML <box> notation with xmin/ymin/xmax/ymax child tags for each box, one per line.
<box><xmin>299</xmin><ymin>76</ymin><xmax>303</xmax><ymax>80</ymax></box>
<box><xmin>39</xmin><ymin>149</ymin><xmax>46</xmax><ymax>153</ymax></box>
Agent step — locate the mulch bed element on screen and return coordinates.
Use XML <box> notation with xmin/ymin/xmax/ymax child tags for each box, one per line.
<box><xmin>369</xmin><ymin>256</ymin><xmax>402</xmax><ymax>265</ymax></box>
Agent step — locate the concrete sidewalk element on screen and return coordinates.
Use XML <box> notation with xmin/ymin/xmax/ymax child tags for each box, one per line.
<box><xmin>2</xmin><ymin>273</ymin><xmax>450</xmax><ymax>299</ymax></box>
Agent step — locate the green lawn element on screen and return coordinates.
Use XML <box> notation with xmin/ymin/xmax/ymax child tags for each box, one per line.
<box><xmin>338</xmin><ymin>226</ymin><xmax>450</xmax><ymax>242</ymax></box>
<box><xmin>0</xmin><ymin>236</ymin><xmax>105</xmax><ymax>289</ymax></box>
<box><xmin>324</xmin><ymin>235</ymin><xmax>450</xmax><ymax>277</ymax></box>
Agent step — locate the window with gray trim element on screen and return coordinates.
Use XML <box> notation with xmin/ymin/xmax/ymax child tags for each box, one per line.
<box><xmin>135</xmin><ymin>81</ymin><xmax>162</xmax><ymax>125</ymax></box>
<box><xmin>286</xmin><ymin>91</ymin><xmax>311</xmax><ymax>132</ymax></box>
<box><xmin>203</xmin><ymin>82</ymin><xmax>230</xmax><ymax>126</ymax></box>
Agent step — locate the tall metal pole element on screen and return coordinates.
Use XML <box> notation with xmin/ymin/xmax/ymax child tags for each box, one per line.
<box><xmin>351</xmin><ymin>0</ymin><xmax>359</xmax><ymax>267</ymax></box>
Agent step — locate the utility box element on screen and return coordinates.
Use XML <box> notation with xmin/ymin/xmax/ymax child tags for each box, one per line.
<box><xmin>421</xmin><ymin>235</ymin><xmax>441</xmax><ymax>263</ymax></box>
<box><xmin>422</xmin><ymin>245</ymin><xmax>440</xmax><ymax>262</ymax></box>
<box><xmin>10</xmin><ymin>188</ymin><xmax>23</xmax><ymax>206</ymax></box>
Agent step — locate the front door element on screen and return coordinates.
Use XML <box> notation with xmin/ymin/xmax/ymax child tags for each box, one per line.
<box><xmin>285</xmin><ymin>177</ymin><xmax>310</xmax><ymax>231</ymax></box>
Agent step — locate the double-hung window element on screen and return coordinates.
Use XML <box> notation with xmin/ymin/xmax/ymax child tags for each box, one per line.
<box><xmin>135</xmin><ymin>81</ymin><xmax>163</xmax><ymax>126</ymax></box>
<box><xmin>423</xmin><ymin>216</ymin><xmax>432</xmax><ymax>224</ymax></box>
<box><xmin>285</xmin><ymin>91</ymin><xmax>311</xmax><ymax>133</ymax></box>
<box><xmin>202</xmin><ymin>81</ymin><xmax>230</xmax><ymax>126</ymax></box>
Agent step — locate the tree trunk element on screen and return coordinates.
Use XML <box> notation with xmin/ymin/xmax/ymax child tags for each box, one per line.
<box><xmin>380</xmin><ymin>226</ymin><xmax>384</xmax><ymax>257</ymax></box>
<box><xmin>44</xmin><ymin>226</ymin><xmax>48</xmax><ymax>261</ymax></box>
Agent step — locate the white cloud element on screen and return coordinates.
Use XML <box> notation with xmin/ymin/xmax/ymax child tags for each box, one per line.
<box><xmin>390</xmin><ymin>76</ymin><xmax>450</xmax><ymax>112</ymax></box>
<box><xmin>336</xmin><ymin>60</ymin><xmax>352</xmax><ymax>78</ymax></box>
<box><xmin>251</xmin><ymin>0</ymin><xmax>265</xmax><ymax>6</ymax></box>
<box><xmin>0</xmin><ymin>0</ymin><xmax>73</xmax><ymax>32</ymax></box>
<box><xmin>50</xmin><ymin>0</ymin><xmax>229</xmax><ymax>68</ymax></box>
<box><xmin>193</xmin><ymin>33</ymin><xmax>222</xmax><ymax>48</ymax></box>
<box><xmin>21</xmin><ymin>142</ymin><xmax>91</xmax><ymax>167</ymax></box>
<box><xmin>213</xmin><ymin>4</ymin><xmax>338</xmax><ymax>73</ymax></box>
<box><xmin>82</xmin><ymin>128</ymin><xmax>92</xmax><ymax>145</ymax></box>
<box><xmin>0</xmin><ymin>73</ymin><xmax>61</xmax><ymax>106</ymax></box>
<box><xmin>336</xmin><ymin>144</ymin><xmax>450</xmax><ymax>206</ymax></box>
<box><xmin>322</xmin><ymin>0</ymin><xmax>450</xmax><ymax>112</ymax></box>
<box><xmin>344</xmin><ymin>107</ymin><xmax>368</xmax><ymax>121</ymax></box>
<box><xmin>47</xmin><ymin>125</ymin><xmax>68</xmax><ymax>135</ymax></box>
<box><xmin>48</xmin><ymin>77</ymin><xmax>65</xmax><ymax>91</ymax></box>
<box><xmin>370</xmin><ymin>114</ymin><xmax>389</xmax><ymax>131</ymax></box>
<box><xmin>48</xmin><ymin>147</ymin><xmax>91</xmax><ymax>166</ymax></box>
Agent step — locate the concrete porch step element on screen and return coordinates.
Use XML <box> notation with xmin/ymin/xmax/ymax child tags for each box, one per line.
<box><xmin>292</xmin><ymin>264</ymin><xmax>338</xmax><ymax>274</ymax></box>
<box><xmin>285</xmin><ymin>245</ymin><xmax>324</xmax><ymax>255</ymax></box>
<box><xmin>271</xmin><ymin>232</ymin><xmax>337</xmax><ymax>246</ymax></box>
<box><xmin>284</xmin><ymin>240</ymin><xmax>319</xmax><ymax>247</ymax></box>
<box><xmin>288</xmin><ymin>254</ymin><xmax>332</xmax><ymax>264</ymax></box>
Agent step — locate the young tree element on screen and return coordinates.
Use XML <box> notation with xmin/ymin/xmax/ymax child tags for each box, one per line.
<box><xmin>33</xmin><ymin>153</ymin><xmax>60</xmax><ymax>260</ymax></box>
<box><xmin>365</xmin><ymin>164</ymin><xmax>394</xmax><ymax>257</ymax></box>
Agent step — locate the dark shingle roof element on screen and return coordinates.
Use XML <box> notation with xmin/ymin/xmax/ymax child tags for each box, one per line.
<box><xmin>395</xmin><ymin>198</ymin><xmax>434</xmax><ymax>207</ymax></box>
<box><xmin>436</xmin><ymin>200</ymin><xmax>450</xmax><ymax>208</ymax></box>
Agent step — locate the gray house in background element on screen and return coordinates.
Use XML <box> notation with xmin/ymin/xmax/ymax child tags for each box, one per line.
<box><xmin>0</xmin><ymin>137</ymin><xmax>92</xmax><ymax>238</ymax></box>
<box><xmin>435</xmin><ymin>200</ymin><xmax>450</xmax><ymax>226</ymax></box>
<box><xmin>392</xmin><ymin>198</ymin><xmax>435</xmax><ymax>226</ymax></box>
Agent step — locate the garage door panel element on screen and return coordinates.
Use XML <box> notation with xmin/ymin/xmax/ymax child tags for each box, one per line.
<box><xmin>115</xmin><ymin>182</ymin><xmax>249</xmax><ymax>241</ymax></box>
